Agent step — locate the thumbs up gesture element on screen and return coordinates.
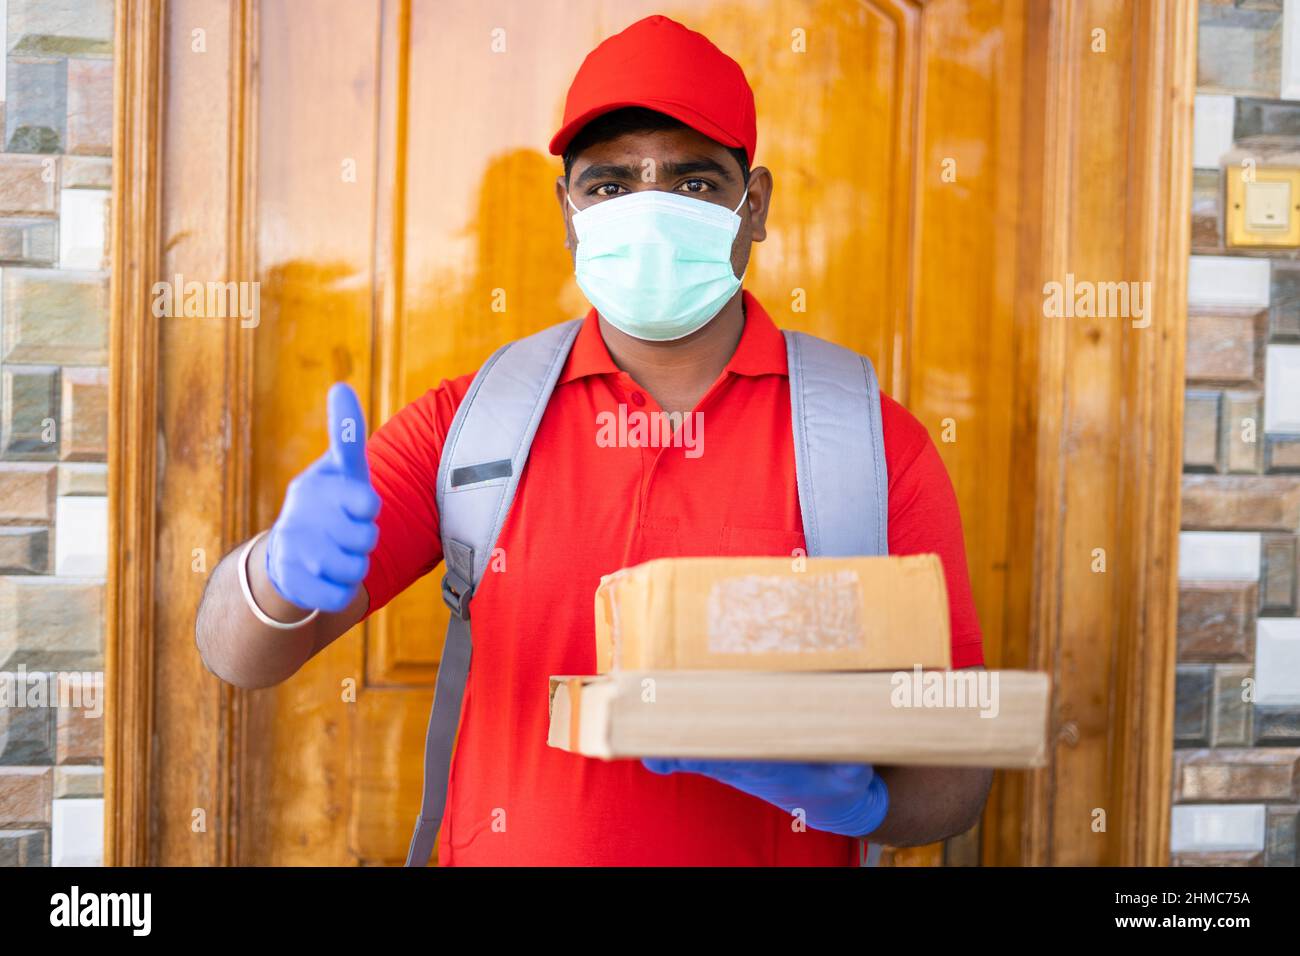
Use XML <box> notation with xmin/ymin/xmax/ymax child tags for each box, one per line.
<box><xmin>265</xmin><ymin>383</ymin><xmax>381</xmax><ymax>613</ymax></box>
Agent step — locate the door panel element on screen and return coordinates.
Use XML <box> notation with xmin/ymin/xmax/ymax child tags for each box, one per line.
<box><xmin>242</xmin><ymin>0</ymin><xmax>381</xmax><ymax>865</ymax></box>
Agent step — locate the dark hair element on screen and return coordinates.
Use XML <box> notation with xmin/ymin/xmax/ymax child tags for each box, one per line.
<box><xmin>562</xmin><ymin>106</ymin><xmax>750</xmax><ymax>184</ymax></box>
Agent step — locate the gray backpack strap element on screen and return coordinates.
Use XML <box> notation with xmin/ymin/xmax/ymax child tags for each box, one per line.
<box><xmin>785</xmin><ymin>329</ymin><xmax>889</xmax><ymax>868</ymax></box>
<box><xmin>783</xmin><ymin>330</ymin><xmax>888</xmax><ymax>558</ymax></box>
<box><xmin>404</xmin><ymin>318</ymin><xmax>582</xmax><ymax>866</ymax></box>
<box><xmin>860</xmin><ymin>839</ymin><xmax>885</xmax><ymax>867</ymax></box>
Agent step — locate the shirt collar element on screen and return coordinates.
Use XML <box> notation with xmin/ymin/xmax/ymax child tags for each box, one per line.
<box><xmin>557</xmin><ymin>289</ymin><xmax>788</xmax><ymax>385</ymax></box>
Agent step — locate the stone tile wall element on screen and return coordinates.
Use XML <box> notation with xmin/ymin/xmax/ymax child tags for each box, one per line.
<box><xmin>0</xmin><ymin>0</ymin><xmax>113</xmax><ymax>868</ymax></box>
<box><xmin>1177</xmin><ymin>0</ymin><xmax>1300</xmax><ymax>867</ymax></box>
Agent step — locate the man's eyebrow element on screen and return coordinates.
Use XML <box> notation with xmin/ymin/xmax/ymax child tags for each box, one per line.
<box><xmin>572</xmin><ymin>162</ymin><xmax>640</xmax><ymax>187</ymax></box>
<box><xmin>660</xmin><ymin>158</ymin><xmax>736</xmax><ymax>182</ymax></box>
<box><xmin>572</xmin><ymin>156</ymin><xmax>737</xmax><ymax>188</ymax></box>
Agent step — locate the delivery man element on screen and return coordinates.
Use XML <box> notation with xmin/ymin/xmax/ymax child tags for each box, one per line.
<box><xmin>195</xmin><ymin>14</ymin><xmax>991</xmax><ymax>866</ymax></box>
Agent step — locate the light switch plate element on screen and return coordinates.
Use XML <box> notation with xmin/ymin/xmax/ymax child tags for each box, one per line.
<box><xmin>1227</xmin><ymin>165</ymin><xmax>1300</xmax><ymax>248</ymax></box>
<box><xmin>1244</xmin><ymin>180</ymin><xmax>1290</xmax><ymax>231</ymax></box>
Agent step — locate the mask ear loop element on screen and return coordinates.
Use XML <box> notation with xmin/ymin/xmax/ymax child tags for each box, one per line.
<box><xmin>731</xmin><ymin>188</ymin><xmax>750</xmax><ymax>288</ymax></box>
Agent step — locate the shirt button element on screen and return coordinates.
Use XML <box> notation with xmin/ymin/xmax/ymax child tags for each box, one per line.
<box><xmin>630</xmin><ymin>391</ymin><xmax>646</xmax><ymax>406</ymax></box>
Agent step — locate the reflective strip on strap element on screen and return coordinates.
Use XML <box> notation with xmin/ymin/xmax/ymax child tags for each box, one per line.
<box><xmin>436</xmin><ymin>319</ymin><xmax>584</xmax><ymax>585</ymax></box>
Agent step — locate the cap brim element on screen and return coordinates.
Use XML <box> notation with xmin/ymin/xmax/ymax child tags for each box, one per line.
<box><xmin>549</xmin><ymin>97</ymin><xmax>747</xmax><ymax>160</ymax></box>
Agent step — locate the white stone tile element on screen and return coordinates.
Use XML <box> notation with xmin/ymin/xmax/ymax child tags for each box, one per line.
<box><xmin>1178</xmin><ymin>532</ymin><xmax>1261</xmax><ymax>581</ymax></box>
<box><xmin>1194</xmin><ymin>94</ymin><xmax>1235</xmax><ymax>169</ymax></box>
<box><xmin>0</xmin><ymin>1</ymin><xmax>7</xmax><ymax>101</ymax></box>
<box><xmin>54</xmin><ymin>496</ymin><xmax>107</xmax><ymax>576</ymax></box>
<box><xmin>58</xmin><ymin>188</ymin><xmax>108</xmax><ymax>271</ymax></box>
<box><xmin>1256</xmin><ymin>618</ymin><xmax>1300</xmax><ymax>706</ymax></box>
<box><xmin>1285</xmin><ymin>0</ymin><xmax>1300</xmax><ymax>99</ymax></box>
<box><xmin>1265</xmin><ymin>345</ymin><xmax>1300</xmax><ymax>433</ymax></box>
<box><xmin>7</xmin><ymin>1</ymin><xmax>114</xmax><ymax>45</ymax></box>
<box><xmin>1187</xmin><ymin>255</ymin><xmax>1271</xmax><ymax>310</ymax></box>
<box><xmin>1170</xmin><ymin>804</ymin><xmax>1266</xmax><ymax>853</ymax></box>
<box><xmin>51</xmin><ymin>797</ymin><xmax>103</xmax><ymax>866</ymax></box>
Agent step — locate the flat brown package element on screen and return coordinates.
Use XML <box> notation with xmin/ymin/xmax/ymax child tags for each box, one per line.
<box><xmin>547</xmin><ymin>670</ymin><xmax>1050</xmax><ymax>767</ymax></box>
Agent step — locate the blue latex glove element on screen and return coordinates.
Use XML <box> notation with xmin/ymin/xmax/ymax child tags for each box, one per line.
<box><xmin>265</xmin><ymin>383</ymin><xmax>381</xmax><ymax>613</ymax></box>
<box><xmin>642</xmin><ymin>759</ymin><xmax>889</xmax><ymax>838</ymax></box>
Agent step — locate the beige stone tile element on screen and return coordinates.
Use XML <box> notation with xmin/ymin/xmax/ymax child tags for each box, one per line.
<box><xmin>0</xmin><ymin>767</ymin><xmax>53</xmax><ymax>827</ymax></box>
<box><xmin>0</xmin><ymin>463</ymin><xmax>56</xmax><ymax>523</ymax></box>
<box><xmin>60</xmin><ymin>156</ymin><xmax>110</xmax><ymax>189</ymax></box>
<box><xmin>0</xmin><ymin>526</ymin><xmax>50</xmax><ymax>573</ymax></box>
<box><xmin>0</xmin><ymin>577</ymin><xmax>103</xmax><ymax>671</ymax></box>
<box><xmin>0</xmin><ymin>154</ymin><xmax>56</xmax><ymax>217</ymax></box>
<box><xmin>56</xmin><ymin>463</ymin><xmax>106</xmax><ymax>496</ymax></box>
<box><xmin>59</xmin><ymin>366</ymin><xmax>106</xmax><ymax>461</ymax></box>
<box><xmin>1</xmin><ymin>268</ymin><xmax>108</xmax><ymax>365</ymax></box>
<box><xmin>56</xmin><ymin>671</ymin><xmax>103</xmax><ymax>764</ymax></box>
<box><xmin>1187</xmin><ymin>311</ymin><xmax>1264</xmax><ymax>384</ymax></box>
<box><xmin>66</xmin><ymin>59</ymin><xmax>112</xmax><ymax>156</ymax></box>
<box><xmin>53</xmin><ymin>765</ymin><xmax>102</xmax><ymax>799</ymax></box>
<box><xmin>1174</xmin><ymin>748</ymin><xmax>1300</xmax><ymax>802</ymax></box>
<box><xmin>1223</xmin><ymin>391</ymin><xmax>1263</xmax><ymax>473</ymax></box>
<box><xmin>1182</xmin><ymin>475</ymin><xmax>1300</xmax><ymax>530</ymax></box>
<box><xmin>1184</xmin><ymin>389</ymin><xmax>1221</xmax><ymax>471</ymax></box>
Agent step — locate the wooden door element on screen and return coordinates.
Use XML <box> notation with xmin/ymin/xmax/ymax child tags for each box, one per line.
<box><xmin>107</xmin><ymin>0</ymin><xmax>1190</xmax><ymax>866</ymax></box>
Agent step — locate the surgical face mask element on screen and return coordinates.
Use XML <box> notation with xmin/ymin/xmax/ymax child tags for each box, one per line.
<box><xmin>567</xmin><ymin>188</ymin><xmax>747</xmax><ymax>342</ymax></box>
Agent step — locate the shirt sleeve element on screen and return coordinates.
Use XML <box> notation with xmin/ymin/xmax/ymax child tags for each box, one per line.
<box><xmin>360</xmin><ymin>374</ymin><xmax>474</xmax><ymax>617</ymax></box>
<box><xmin>880</xmin><ymin>394</ymin><xmax>986</xmax><ymax>669</ymax></box>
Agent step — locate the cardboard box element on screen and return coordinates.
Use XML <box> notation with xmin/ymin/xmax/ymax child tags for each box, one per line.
<box><xmin>547</xmin><ymin>670</ymin><xmax>1050</xmax><ymax>768</ymax></box>
<box><xmin>594</xmin><ymin>553</ymin><xmax>952</xmax><ymax>672</ymax></box>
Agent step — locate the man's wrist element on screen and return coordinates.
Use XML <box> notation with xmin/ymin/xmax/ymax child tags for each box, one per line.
<box><xmin>822</xmin><ymin>772</ymin><xmax>889</xmax><ymax>838</ymax></box>
<box><xmin>248</xmin><ymin>530</ymin><xmax>315</xmax><ymax>621</ymax></box>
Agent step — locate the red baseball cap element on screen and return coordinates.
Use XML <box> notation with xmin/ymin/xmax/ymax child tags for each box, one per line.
<box><xmin>549</xmin><ymin>15</ymin><xmax>757</xmax><ymax>166</ymax></box>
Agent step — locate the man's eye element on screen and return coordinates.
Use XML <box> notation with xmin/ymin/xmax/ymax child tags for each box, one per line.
<box><xmin>593</xmin><ymin>184</ymin><xmax>624</xmax><ymax>197</ymax></box>
<box><xmin>679</xmin><ymin>179</ymin><xmax>711</xmax><ymax>193</ymax></box>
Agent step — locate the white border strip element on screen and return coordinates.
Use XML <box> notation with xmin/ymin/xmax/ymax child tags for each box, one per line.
<box><xmin>1284</xmin><ymin>0</ymin><xmax>1300</xmax><ymax>100</ymax></box>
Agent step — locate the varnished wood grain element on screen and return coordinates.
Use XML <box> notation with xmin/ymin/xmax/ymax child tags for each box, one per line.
<box><xmin>105</xmin><ymin>0</ymin><xmax>164</xmax><ymax>868</ymax></box>
<box><xmin>152</xmin><ymin>0</ymin><xmax>244</xmax><ymax>866</ymax></box>
<box><xmin>907</xmin><ymin>0</ymin><xmax>1030</xmax><ymax>866</ymax></box>
<box><xmin>999</xmin><ymin>0</ymin><xmax>1192</xmax><ymax>866</ymax></box>
<box><xmin>240</xmin><ymin>0</ymin><xmax>383</xmax><ymax>865</ymax></box>
<box><xmin>351</xmin><ymin>688</ymin><xmax>433</xmax><ymax>863</ymax></box>
<box><xmin>1118</xmin><ymin>0</ymin><xmax>1194</xmax><ymax>868</ymax></box>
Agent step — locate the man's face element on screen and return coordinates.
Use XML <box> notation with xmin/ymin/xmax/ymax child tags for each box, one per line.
<box><xmin>556</xmin><ymin>125</ymin><xmax>772</xmax><ymax>283</ymax></box>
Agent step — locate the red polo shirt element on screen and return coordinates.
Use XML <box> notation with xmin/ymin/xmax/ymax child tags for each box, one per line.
<box><xmin>361</xmin><ymin>290</ymin><xmax>984</xmax><ymax>866</ymax></box>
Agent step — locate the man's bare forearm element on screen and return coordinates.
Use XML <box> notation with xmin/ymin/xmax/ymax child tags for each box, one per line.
<box><xmin>863</xmin><ymin>659</ymin><xmax>995</xmax><ymax>846</ymax></box>
<box><xmin>867</xmin><ymin>764</ymin><xmax>993</xmax><ymax>847</ymax></box>
<box><xmin>195</xmin><ymin>531</ymin><xmax>368</xmax><ymax>689</ymax></box>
